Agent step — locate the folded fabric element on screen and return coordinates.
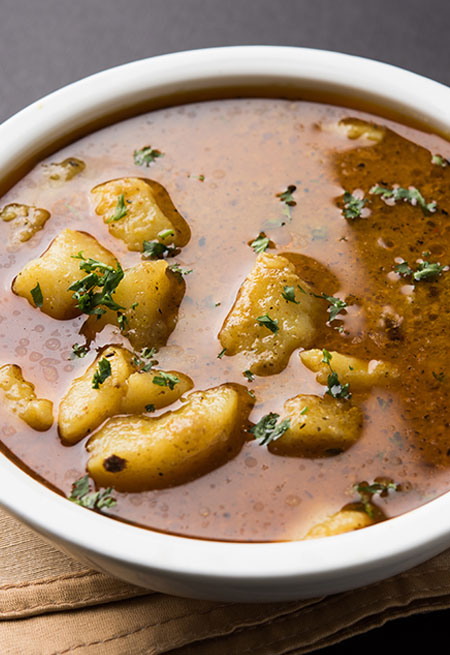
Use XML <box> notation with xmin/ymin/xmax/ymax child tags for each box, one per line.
<box><xmin>1</xmin><ymin>507</ymin><xmax>450</xmax><ymax>655</ymax></box>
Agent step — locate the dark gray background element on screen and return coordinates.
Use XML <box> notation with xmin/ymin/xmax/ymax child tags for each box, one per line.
<box><xmin>1</xmin><ymin>0</ymin><xmax>449</xmax><ymax>652</ymax></box>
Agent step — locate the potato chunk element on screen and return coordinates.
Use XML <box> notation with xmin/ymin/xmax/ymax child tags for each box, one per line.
<box><xmin>304</xmin><ymin>507</ymin><xmax>375</xmax><ymax>539</ymax></box>
<box><xmin>87</xmin><ymin>384</ymin><xmax>253</xmax><ymax>491</ymax></box>
<box><xmin>58</xmin><ymin>346</ymin><xmax>135</xmax><ymax>444</ymax></box>
<box><xmin>91</xmin><ymin>177</ymin><xmax>190</xmax><ymax>251</ymax></box>
<box><xmin>337</xmin><ymin>118</ymin><xmax>385</xmax><ymax>143</ymax></box>
<box><xmin>121</xmin><ymin>370</ymin><xmax>192</xmax><ymax>414</ymax></box>
<box><xmin>300</xmin><ymin>349</ymin><xmax>399</xmax><ymax>391</ymax></box>
<box><xmin>268</xmin><ymin>394</ymin><xmax>363</xmax><ymax>458</ymax></box>
<box><xmin>1</xmin><ymin>203</ymin><xmax>50</xmax><ymax>246</ymax></box>
<box><xmin>43</xmin><ymin>157</ymin><xmax>86</xmax><ymax>182</ymax></box>
<box><xmin>0</xmin><ymin>364</ymin><xmax>53</xmax><ymax>431</ymax></box>
<box><xmin>83</xmin><ymin>261</ymin><xmax>185</xmax><ymax>350</ymax></box>
<box><xmin>219</xmin><ymin>253</ymin><xmax>323</xmax><ymax>375</ymax></box>
<box><xmin>12</xmin><ymin>228</ymin><xmax>118</xmax><ymax>319</ymax></box>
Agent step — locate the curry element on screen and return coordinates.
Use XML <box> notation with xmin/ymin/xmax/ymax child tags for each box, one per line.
<box><xmin>0</xmin><ymin>98</ymin><xmax>449</xmax><ymax>542</ymax></box>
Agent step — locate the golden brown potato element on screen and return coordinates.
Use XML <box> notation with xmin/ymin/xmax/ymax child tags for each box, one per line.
<box><xmin>43</xmin><ymin>157</ymin><xmax>86</xmax><ymax>182</ymax></box>
<box><xmin>268</xmin><ymin>394</ymin><xmax>363</xmax><ymax>458</ymax></box>
<box><xmin>83</xmin><ymin>261</ymin><xmax>185</xmax><ymax>350</ymax></box>
<box><xmin>0</xmin><ymin>364</ymin><xmax>53</xmax><ymax>431</ymax></box>
<box><xmin>219</xmin><ymin>253</ymin><xmax>323</xmax><ymax>375</ymax></box>
<box><xmin>337</xmin><ymin>117</ymin><xmax>385</xmax><ymax>143</ymax></box>
<box><xmin>300</xmin><ymin>349</ymin><xmax>399</xmax><ymax>391</ymax></box>
<box><xmin>121</xmin><ymin>370</ymin><xmax>193</xmax><ymax>414</ymax></box>
<box><xmin>304</xmin><ymin>507</ymin><xmax>375</xmax><ymax>539</ymax></box>
<box><xmin>86</xmin><ymin>384</ymin><xmax>253</xmax><ymax>491</ymax></box>
<box><xmin>1</xmin><ymin>203</ymin><xmax>50</xmax><ymax>246</ymax></box>
<box><xmin>91</xmin><ymin>177</ymin><xmax>190</xmax><ymax>251</ymax></box>
<box><xmin>58</xmin><ymin>346</ymin><xmax>135</xmax><ymax>444</ymax></box>
<box><xmin>12</xmin><ymin>228</ymin><xmax>118</xmax><ymax>319</ymax></box>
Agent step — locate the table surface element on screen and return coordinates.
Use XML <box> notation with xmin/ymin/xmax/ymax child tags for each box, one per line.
<box><xmin>1</xmin><ymin>0</ymin><xmax>449</xmax><ymax>651</ymax></box>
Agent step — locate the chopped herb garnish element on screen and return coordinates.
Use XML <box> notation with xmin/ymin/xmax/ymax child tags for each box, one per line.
<box><xmin>432</xmin><ymin>154</ymin><xmax>448</xmax><ymax>167</ymax></box>
<box><xmin>133</xmin><ymin>146</ymin><xmax>164</xmax><ymax>167</ymax></box>
<box><xmin>243</xmin><ymin>369</ymin><xmax>255</xmax><ymax>381</ymax></box>
<box><xmin>158</xmin><ymin>228</ymin><xmax>175</xmax><ymax>240</ymax></box>
<box><xmin>71</xmin><ymin>343</ymin><xmax>89</xmax><ymax>359</ymax></box>
<box><xmin>131</xmin><ymin>301</ymin><xmax>139</xmax><ymax>310</ymax></box>
<box><xmin>313</xmin><ymin>292</ymin><xmax>347</xmax><ymax>322</ymax></box>
<box><xmin>142</xmin><ymin>239</ymin><xmax>176</xmax><ymax>259</ymax></box>
<box><xmin>68</xmin><ymin>474</ymin><xmax>116</xmax><ymax>511</ymax></box>
<box><xmin>251</xmin><ymin>233</ymin><xmax>270</xmax><ymax>253</ymax></box>
<box><xmin>322</xmin><ymin>348</ymin><xmax>351</xmax><ymax>399</ymax></box>
<box><xmin>169</xmin><ymin>263</ymin><xmax>192</xmax><ymax>278</ymax></box>
<box><xmin>152</xmin><ymin>371</ymin><xmax>180</xmax><ymax>390</ymax></box>
<box><xmin>92</xmin><ymin>357</ymin><xmax>112</xmax><ymax>389</ymax></box>
<box><xmin>342</xmin><ymin>191</ymin><xmax>366</xmax><ymax>219</ymax></box>
<box><xmin>106</xmin><ymin>194</ymin><xmax>128</xmax><ymax>223</ymax></box>
<box><xmin>370</xmin><ymin>184</ymin><xmax>436</xmax><ymax>214</ymax></box>
<box><xmin>256</xmin><ymin>314</ymin><xmax>279</xmax><ymax>333</ymax></box>
<box><xmin>281</xmin><ymin>285</ymin><xmax>300</xmax><ymax>304</ymax></box>
<box><xmin>354</xmin><ymin>478</ymin><xmax>399</xmax><ymax>517</ymax></box>
<box><xmin>250</xmin><ymin>412</ymin><xmax>290</xmax><ymax>446</ymax></box>
<box><xmin>30</xmin><ymin>282</ymin><xmax>43</xmax><ymax>308</ymax></box>
<box><xmin>299</xmin><ymin>406</ymin><xmax>309</xmax><ymax>415</ymax></box>
<box><xmin>145</xmin><ymin>403</ymin><xmax>155</xmax><ymax>412</ymax></box>
<box><xmin>276</xmin><ymin>185</ymin><xmax>296</xmax><ymax>221</ymax></box>
<box><xmin>395</xmin><ymin>259</ymin><xmax>446</xmax><ymax>281</ymax></box>
<box><xmin>132</xmin><ymin>347</ymin><xmax>157</xmax><ymax>372</ymax></box>
<box><xmin>217</xmin><ymin>347</ymin><xmax>227</xmax><ymax>359</ymax></box>
<box><xmin>69</xmin><ymin>253</ymin><xmax>125</xmax><ymax>319</ymax></box>
<box><xmin>117</xmin><ymin>311</ymin><xmax>128</xmax><ymax>331</ymax></box>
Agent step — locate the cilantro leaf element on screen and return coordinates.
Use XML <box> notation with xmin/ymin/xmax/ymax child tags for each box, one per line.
<box><xmin>69</xmin><ymin>253</ymin><xmax>125</xmax><ymax>318</ymax></box>
<box><xmin>256</xmin><ymin>314</ymin><xmax>279</xmax><ymax>333</ymax></box>
<box><xmin>250</xmin><ymin>413</ymin><xmax>290</xmax><ymax>446</ymax></box>
<box><xmin>217</xmin><ymin>348</ymin><xmax>227</xmax><ymax>359</ymax></box>
<box><xmin>70</xmin><ymin>343</ymin><xmax>89</xmax><ymax>359</ymax></box>
<box><xmin>132</xmin><ymin>347</ymin><xmax>157</xmax><ymax>372</ymax></box>
<box><xmin>312</xmin><ymin>292</ymin><xmax>347</xmax><ymax>322</ymax></box>
<box><xmin>342</xmin><ymin>191</ymin><xmax>366</xmax><ymax>219</ymax></box>
<box><xmin>152</xmin><ymin>371</ymin><xmax>179</xmax><ymax>390</ymax></box>
<box><xmin>243</xmin><ymin>369</ymin><xmax>255</xmax><ymax>381</ymax></box>
<box><xmin>432</xmin><ymin>154</ymin><xmax>448</xmax><ymax>167</ymax></box>
<box><xmin>395</xmin><ymin>259</ymin><xmax>446</xmax><ymax>281</ymax></box>
<box><xmin>321</xmin><ymin>348</ymin><xmax>351</xmax><ymax>399</ymax></box>
<box><xmin>370</xmin><ymin>184</ymin><xmax>436</xmax><ymax>214</ymax></box>
<box><xmin>133</xmin><ymin>146</ymin><xmax>164</xmax><ymax>167</ymax></box>
<box><xmin>30</xmin><ymin>282</ymin><xmax>43</xmax><ymax>308</ymax></box>
<box><xmin>106</xmin><ymin>194</ymin><xmax>128</xmax><ymax>223</ymax></box>
<box><xmin>168</xmin><ymin>263</ymin><xmax>192</xmax><ymax>278</ymax></box>
<box><xmin>68</xmin><ymin>474</ymin><xmax>117</xmax><ymax>511</ymax></box>
<box><xmin>92</xmin><ymin>357</ymin><xmax>112</xmax><ymax>389</ymax></box>
<box><xmin>281</xmin><ymin>285</ymin><xmax>300</xmax><ymax>304</ymax></box>
<box><xmin>142</xmin><ymin>240</ymin><xmax>177</xmax><ymax>259</ymax></box>
<box><xmin>251</xmin><ymin>233</ymin><xmax>270</xmax><ymax>253</ymax></box>
<box><xmin>145</xmin><ymin>403</ymin><xmax>155</xmax><ymax>412</ymax></box>
<box><xmin>354</xmin><ymin>478</ymin><xmax>399</xmax><ymax>517</ymax></box>
<box><xmin>275</xmin><ymin>185</ymin><xmax>296</xmax><ymax>222</ymax></box>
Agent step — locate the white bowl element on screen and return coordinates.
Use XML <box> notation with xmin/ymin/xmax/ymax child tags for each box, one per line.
<box><xmin>1</xmin><ymin>46</ymin><xmax>450</xmax><ymax>602</ymax></box>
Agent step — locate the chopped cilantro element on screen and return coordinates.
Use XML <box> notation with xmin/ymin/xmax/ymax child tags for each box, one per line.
<box><xmin>117</xmin><ymin>311</ymin><xmax>128</xmax><ymax>332</ymax></box>
<box><xmin>299</xmin><ymin>406</ymin><xmax>308</xmax><ymax>415</ymax></box>
<box><xmin>312</xmin><ymin>292</ymin><xmax>347</xmax><ymax>322</ymax></box>
<box><xmin>217</xmin><ymin>347</ymin><xmax>227</xmax><ymax>359</ymax></box>
<box><xmin>256</xmin><ymin>314</ymin><xmax>279</xmax><ymax>333</ymax></box>
<box><xmin>275</xmin><ymin>185</ymin><xmax>296</xmax><ymax>222</ymax></box>
<box><xmin>251</xmin><ymin>233</ymin><xmax>270</xmax><ymax>253</ymax></box>
<box><xmin>169</xmin><ymin>263</ymin><xmax>192</xmax><ymax>278</ymax></box>
<box><xmin>106</xmin><ymin>194</ymin><xmax>128</xmax><ymax>223</ymax></box>
<box><xmin>281</xmin><ymin>285</ymin><xmax>300</xmax><ymax>304</ymax></box>
<box><xmin>250</xmin><ymin>412</ymin><xmax>290</xmax><ymax>446</ymax></box>
<box><xmin>321</xmin><ymin>349</ymin><xmax>351</xmax><ymax>399</ymax></box>
<box><xmin>395</xmin><ymin>259</ymin><xmax>446</xmax><ymax>281</ymax></box>
<box><xmin>243</xmin><ymin>369</ymin><xmax>255</xmax><ymax>381</ymax></box>
<box><xmin>30</xmin><ymin>282</ymin><xmax>43</xmax><ymax>308</ymax></box>
<box><xmin>158</xmin><ymin>228</ymin><xmax>175</xmax><ymax>240</ymax></box>
<box><xmin>142</xmin><ymin>240</ymin><xmax>176</xmax><ymax>259</ymax></box>
<box><xmin>132</xmin><ymin>347</ymin><xmax>157</xmax><ymax>372</ymax></box>
<box><xmin>145</xmin><ymin>404</ymin><xmax>155</xmax><ymax>412</ymax></box>
<box><xmin>152</xmin><ymin>371</ymin><xmax>180</xmax><ymax>390</ymax></box>
<box><xmin>92</xmin><ymin>357</ymin><xmax>112</xmax><ymax>389</ymax></box>
<box><xmin>354</xmin><ymin>478</ymin><xmax>399</xmax><ymax>517</ymax></box>
<box><xmin>68</xmin><ymin>474</ymin><xmax>116</xmax><ymax>511</ymax></box>
<box><xmin>71</xmin><ymin>343</ymin><xmax>89</xmax><ymax>359</ymax></box>
<box><xmin>133</xmin><ymin>146</ymin><xmax>164</xmax><ymax>167</ymax></box>
<box><xmin>432</xmin><ymin>154</ymin><xmax>448</xmax><ymax>167</ymax></box>
<box><xmin>370</xmin><ymin>184</ymin><xmax>436</xmax><ymax>214</ymax></box>
<box><xmin>342</xmin><ymin>191</ymin><xmax>366</xmax><ymax>219</ymax></box>
<box><xmin>69</xmin><ymin>253</ymin><xmax>125</xmax><ymax>318</ymax></box>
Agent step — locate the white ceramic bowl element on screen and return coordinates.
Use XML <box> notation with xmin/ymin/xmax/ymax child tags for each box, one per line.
<box><xmin>1</xmin><ymin>46</ymin><xmax>450</xmax><ymax>602</ymax></box>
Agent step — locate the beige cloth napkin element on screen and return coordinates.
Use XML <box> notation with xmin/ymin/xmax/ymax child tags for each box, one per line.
<box><xmin>1</xmin><ymin>507</ymin><xmax>450</xmax><ymax>655</ymax></box>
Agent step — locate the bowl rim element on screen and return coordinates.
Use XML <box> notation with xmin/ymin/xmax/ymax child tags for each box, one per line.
<box><xmin>1</xmin><ymin>45</ymin><xmax>450</xmax><ymax>598</ymax></box>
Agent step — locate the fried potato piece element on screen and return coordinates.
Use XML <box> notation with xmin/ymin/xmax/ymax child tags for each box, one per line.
<box><xmin>268</xmin><ymin>394</ymin><xmax>363</xmax><ymax>458</ymax></box>
<box><xmin>219</xmin><ymin>253</ymin><xmax>323</xmax><ymax>376</ymax></box>
<box><xmin>59</xmin><ymin>346</ymin><xmax>135</xmax><ymax>444</ymax></box>
<box><xmin>83</xmin><ymin>261</ymin><xmax>185</xmax><ymax>350</ymax></box>
<box><xmin>337</xmin><ymin>117</ymin><xmax>385</xmax><ymax>143</ymax></box>
<box><xmin>0</xmin><ymin>364</ymin><xmax>53</xmax><ymax>431</ymax></box>
<box><xmin>304</xmin><ymin>507</ymin><xmax>375</xmax><ymax>539</ymax></box>
<box><xmin>12</xmin><ymin>228</ymin><xmax>118</xmax><ymax>320</ymax></box>
<box><xmin>86</xmin><ymin>384</ymin><xmax>253</xmax><ymax>491</ymax></box>
<box><xmin>43</xmin><ymin>157</ymin><xmax>86</xmax><ymax>182</ymax></box>
<box><xmin>300</xmin><ymin>349</ymin><xmax>399</xmax><ymax>391</ymax></box>
<box><xmin>1</xmin><ymin>203</ymin><xmax>50</xmax><ymax>246</ymax></box>
<box><xmin>121</xmin><ymin>370</ymin><xmax>193</xmax><ymax>414</ymax></box>
<box><xmin>92</xmin><ymin>177</ymin><xmax>190</xmax><ymax>251</ymax></box>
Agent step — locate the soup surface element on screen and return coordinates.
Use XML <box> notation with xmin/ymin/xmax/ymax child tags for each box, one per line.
<box><xmin>0</xmin><ymin>98</ymin><xmax>449</xmax><ymax>541</ymax></box>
